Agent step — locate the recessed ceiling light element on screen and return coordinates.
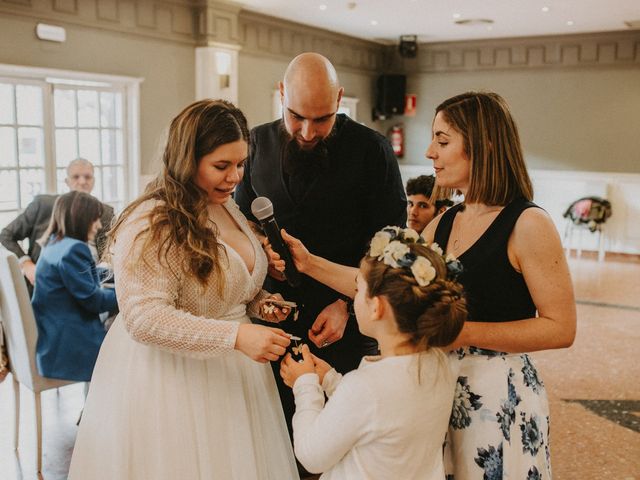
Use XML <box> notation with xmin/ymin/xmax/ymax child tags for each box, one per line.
<box><xmin>371</xmin><ymin>20</ymin><xmax>378</xmax><ymax>26</ymax></box>
<box><xmin>453</xmin><ymin>13</ymin><xmax>461</xmax><ymax>19</ymax></box>
<box><xmin>319</xmin><ymin>4</ymin><xmax>327</xmax><ymax>10</ymax></box>
<box><xmin>541</xmin><ymin>6</ymin><xmax>550</xmax><ymax>13</ymax></box>
<box><xmin>567</xmin><ymin>20</ymin><xmax>574</xmax><ymax>26</ymax></box>
<box><xmin>455</xmin><ymin>18</ymin><xmax>494</xmax><ymax>26</ymax></box>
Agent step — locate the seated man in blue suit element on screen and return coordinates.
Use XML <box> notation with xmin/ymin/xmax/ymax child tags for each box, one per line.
<box><xmin>32</xmin><ymin>191</ymin><xmax>118</xmax><ymax>382</ymax></box>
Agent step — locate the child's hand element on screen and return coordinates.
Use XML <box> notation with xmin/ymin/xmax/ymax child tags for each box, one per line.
<box><xmin>280</xmin><ymin>344</ymin><xmax>316</xmax><ymax>388</ymax></box>
<box><xmin>310</xmin><ymin>352</ymin><xmax>333</xmax><ymax>384</ymax></box>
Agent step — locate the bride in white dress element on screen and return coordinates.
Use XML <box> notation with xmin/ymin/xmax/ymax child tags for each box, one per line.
<box><xmin>69</xmin><ymin>100</ymin><xmax>299</xmax><ymax>479</ymax></box>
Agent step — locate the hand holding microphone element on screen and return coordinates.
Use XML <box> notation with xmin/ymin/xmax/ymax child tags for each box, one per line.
<box><xmin>251</xmin><ymin>197</ymin><xmax>302</xmax><ymax>288</ymax></box>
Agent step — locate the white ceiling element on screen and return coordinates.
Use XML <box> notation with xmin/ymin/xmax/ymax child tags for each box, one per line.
<box><xmin>235</xmin><ymin>0</ymin><xmax>640</xmax><ymax>44</ymax></box>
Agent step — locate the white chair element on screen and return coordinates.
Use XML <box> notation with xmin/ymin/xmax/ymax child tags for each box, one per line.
<box><xmin>0</xmin><ymin>249</ymin><xmax>77</xmax><ymax>473</ymax></box>
<box><xmin>562</xmin><ymin>197</ymin><xmax>612</xmax><ymax>262</ymax></box>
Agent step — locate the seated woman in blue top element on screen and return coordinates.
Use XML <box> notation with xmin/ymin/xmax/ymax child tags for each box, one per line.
<box><xmin>32</xmin><ymin>191</ymin><xmax>118</xmax><ymax>382</ymax></box>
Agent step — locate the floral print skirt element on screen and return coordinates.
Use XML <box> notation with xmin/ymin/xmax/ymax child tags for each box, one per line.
<box><xmin>444</xmin><ymin>348</ymin><xmax>552</xmax><ymax>480</ymax></box>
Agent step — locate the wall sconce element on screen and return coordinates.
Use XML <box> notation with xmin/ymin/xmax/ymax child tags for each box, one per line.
<box><xmin>215</xmin><ymin>51</ymin><xmax>231</xmax><ymax>89</ymax></box>
<box><xmin>195</xmin><ymin>45</ymin><xmax>238</xmax><ymax>102</ymax></box>
<box><xmin>36</xmin><ymin>23</ymin><xmax>66</xmax><ymax>43</ymax></box>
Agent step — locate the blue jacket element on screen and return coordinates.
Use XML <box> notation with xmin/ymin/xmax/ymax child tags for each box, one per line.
<box><xmin>32</xmin><ymin>237</ymin><xmax>118</xmax><ymax>381</ymax></box>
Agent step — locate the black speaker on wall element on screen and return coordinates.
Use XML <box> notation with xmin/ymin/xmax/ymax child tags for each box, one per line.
<box><xmin>399</xmin><ymin>35</ymin><xmax>418</xmax><ymax>58</ymax></box>
<box><xmin>373</xmin><ymin>74</ymin><xmax>406</xmax><ymax>121</ymax></box>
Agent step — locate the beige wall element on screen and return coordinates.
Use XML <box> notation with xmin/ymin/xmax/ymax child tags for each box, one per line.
<box><xmin>238</xmin><ymin>52</ymin><xmax>379</xmax><ymax>129</ymax></box>
<box><xmin>0</xmin><ymin>5</ymin><xmax>382</xmax><ymax>177</ymax></box>
<box><xmin>385</xmin><ymin>33</ymin><xmax>640</xmax><ymax>173</ymax></box>
<box><xmin>238</xmin><ymin>53</ymin><xmax>287</xmax><ymax>127</ymax></box>
<box><xmin>393</xmin><ymin>67</ymin><xmax>640</xmax><ymax>173</ymax></box>
<box><xmin>0</xmin><ymin>14</ymin><xmax>195</xmax><ymax>177</ymax></box>
<box><xmin>236</xmin><ymin>10</ymin><xmax>384</xmax><ymax>130</ymax></box>
<box><xmin>3</xmin><ymin>6</ymin><xmax>638</xmax><ymax>179</ymax></box>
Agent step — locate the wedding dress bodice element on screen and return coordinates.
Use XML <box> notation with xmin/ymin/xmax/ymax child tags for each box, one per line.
<box><xmin>112</xmin><ymin>198</ymin><xmax>268</xmax><ymax>358</ymax></box>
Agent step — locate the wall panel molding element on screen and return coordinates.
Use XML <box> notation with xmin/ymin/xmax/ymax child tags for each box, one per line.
<box><xmin>237</xmin><ymin>11</ymin><xmax>384</xmax><ymax>73</ymax></box>
<box><xmin>194</xmin><ymin>0</ymin><xmax>241</xmax><ymax>45</ymax></box>
<box><xmin>0</xmin><ymin>0</ymin><xmax>198</xmax><ymax>44</ymax></box>
<box><xmin>389</xmin><ymin>31</ymin><xmax>640</xmax><ymax>73</ymax></box>
<box><xmin>52</xmin><ymin>0</ymin><xmax>78</xmax><ymax>14</ymax></box>
<box><xmin>1</xmin><ymin>0</ymin><xmax>384</xmax><ymax>72</ymax></box>
<box><xmin>3</xmin><ymin>0</ymin><xmax>636</xmax><ymax>73</ymax></box>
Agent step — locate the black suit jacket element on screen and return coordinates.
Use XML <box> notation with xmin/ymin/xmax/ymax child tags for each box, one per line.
<box><xmin>235</xmin><ymin>115</ymin><xmax>407</xmax><ymax>370</ymax></box>
<box><xmin>0</xmin><ymin>194</ymin><xmax>115</xmax><ymax>264</ymax></box>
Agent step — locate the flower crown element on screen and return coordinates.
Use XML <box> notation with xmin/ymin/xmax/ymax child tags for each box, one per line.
<box><xmin>368</xmin><ymin>226</ymin><xmax>463</xmax><ymax>287</ymax></box>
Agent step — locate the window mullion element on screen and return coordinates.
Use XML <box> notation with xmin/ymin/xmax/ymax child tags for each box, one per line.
<box><xmin>75</xmin><ymin>89</ymin><xmax>80</xmax><ymax>182</ymax></box>
<box><xmin>43</xmin><ymin>82</ymin><xmax>57</xmax><ymax>194</ymax></box>
<box><xmin>11</xmin><ymin>83</ymin><xmax>21</xmax><ymax>209</ymax></box>
<box><xmin>97</xmin><ymin>91</ymin><xmax>104</xmax><ymax>202</ymax></box>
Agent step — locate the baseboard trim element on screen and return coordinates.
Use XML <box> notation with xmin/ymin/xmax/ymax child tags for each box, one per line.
<box><xmin>567</xmin><ymin>250</ymin><xmax>640</xmax><ymax>263</ymax></box>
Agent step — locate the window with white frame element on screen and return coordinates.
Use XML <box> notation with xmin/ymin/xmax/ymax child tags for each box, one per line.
<box><xmin>0</xmin><ymin>65</ymin><xmax>140</xmax><ymax>230</ymax></box>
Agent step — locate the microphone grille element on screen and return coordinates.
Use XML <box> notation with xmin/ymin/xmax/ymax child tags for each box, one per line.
<box><xmin>251</xmin><ymin>197</ymin><xmax>274</xmax><ymax>220</ymax></box>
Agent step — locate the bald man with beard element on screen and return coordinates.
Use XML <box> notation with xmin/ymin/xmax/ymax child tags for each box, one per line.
<box><xmin>235</xmin><ymin>52</ymin><xmax>406</xmax><ymax>454</ymax></box>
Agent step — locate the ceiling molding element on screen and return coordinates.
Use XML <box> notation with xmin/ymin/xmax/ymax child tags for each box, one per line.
<box><xmin>194</xmin><ymin>0</ymin><xmax>242</xmax><ymax>46</ymax></box>
<box><xmin>237</xmin><ymin>10</ymin><xmax>385</xmax><ymax>73</ymax></box>
<box><xmin>0</xmin><ymin>0</ymin><xmax>198</xmax><ymax>44</ymax></box>
<box><xmin>2</xmin><ymin>1</ymin><xmax>636</xmax><ymax>74</ymax></box>
<box><xmin>388</xmin><ymin>30</ymin><xmax>640</xmax><ymax>73</ymax></box>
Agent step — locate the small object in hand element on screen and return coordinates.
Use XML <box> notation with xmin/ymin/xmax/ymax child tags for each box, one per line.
<box><xmin>262</xmin><ymin>303</ymin><xmax>276</xmax><ymax>315</ymax></box>
<box><xmin>263</xmin><ymin>298</ymin><xmax>298</xmax><ymax>321</ymax></box>
<box><xmin>321</xmin><ymin>341</ymin><xmax>331</xmax><ymax>348</ymax></box>
<box><xmin>287</xmin><ymin>335</ymin><xmax>305</xmax><ymax>363</ymax></box>
<box><xmin>264</xmin><ymin>298</ymin><xmax>297</xmax><ymax>309</ymax></box>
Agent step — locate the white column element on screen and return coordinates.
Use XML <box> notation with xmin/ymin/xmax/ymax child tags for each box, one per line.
<box><xmin>195</xmin><ymin>43</ymin><xmax>240</xmax><ymax>104</ymax></box>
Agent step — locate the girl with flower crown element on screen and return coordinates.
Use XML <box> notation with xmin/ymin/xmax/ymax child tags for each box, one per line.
<box><xmin>279</xmin><ymin>227</ymin><xmax>467</xmax><ymax>479</ymax></box>
<box><xmin>422</xmin><ymin>92</ymin><xmax>577</xmax><ymax>480</ymax></box>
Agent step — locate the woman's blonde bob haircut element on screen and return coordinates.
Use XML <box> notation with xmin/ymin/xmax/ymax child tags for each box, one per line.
<box><xmin>435</xmin><ymin>91</ymin><xmax>533</xmax><ymax>206</ymax></box>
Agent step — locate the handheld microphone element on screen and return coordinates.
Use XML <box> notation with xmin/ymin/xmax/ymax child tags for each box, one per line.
<box><xmin>251</xmin><ymin>197</ymin><xmax>302</xmax><ymax>288</ymax></box>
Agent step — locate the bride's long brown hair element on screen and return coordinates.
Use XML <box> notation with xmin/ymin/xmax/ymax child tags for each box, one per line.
<box><xmin>108</xmin><ymin>99</ymin><xmax>250</xmax><ymax>288</ymax></box>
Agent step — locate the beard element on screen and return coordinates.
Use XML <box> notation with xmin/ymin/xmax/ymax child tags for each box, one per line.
<box><xmin>280</xmin><ymin>121</ymin><xmax>338</xmax><ymax>177</ymax></box>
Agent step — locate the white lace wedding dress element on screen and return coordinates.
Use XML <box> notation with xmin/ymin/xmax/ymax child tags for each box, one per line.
<box><xmin>68</xmin><ymin>199</ymin><xmax>299</xmax><ymax>480</ymax></box>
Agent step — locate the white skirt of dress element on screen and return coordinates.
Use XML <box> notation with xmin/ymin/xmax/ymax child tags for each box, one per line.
<box><xmin>69</xmin><ymin>317</ymin><xmax>299</xmax><ymax>480</ymax></box>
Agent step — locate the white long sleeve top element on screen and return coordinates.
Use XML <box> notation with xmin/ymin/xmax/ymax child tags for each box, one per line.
<box><xmin>292</xmin><ymin>350</ymin><xmax>458</xmax><ymax>480</ymax></box>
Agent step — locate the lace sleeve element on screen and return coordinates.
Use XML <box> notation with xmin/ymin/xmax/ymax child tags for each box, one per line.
<box><xmin>112</xmin><ymin>206</ymin><xmax>239</xmax><ymax>358</ymax></box>
<box><xmin>247</xmin><ymin>289</ymin><xmax>271</xmax><ymax>320</ymax></box>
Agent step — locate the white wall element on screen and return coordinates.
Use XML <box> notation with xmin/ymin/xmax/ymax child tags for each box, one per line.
<box><xmin>530</xmin><ymin>170</ymin><xmax>640</xmax><ymax>255</ymax></box>
<box><xmin>399</xmin><ymin>165</ymin><xmax>640</xmax><ymax>255</ymax></box>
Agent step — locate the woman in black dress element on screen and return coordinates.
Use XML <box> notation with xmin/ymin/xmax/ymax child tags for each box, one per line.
<box><xmin>422</xmin><ymin>91</ymin><xmax>576</xmax><ymax>480</ymax></box>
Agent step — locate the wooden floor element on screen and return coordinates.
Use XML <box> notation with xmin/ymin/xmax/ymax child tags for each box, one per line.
<box><xmin>0</xmin><ymin>253</ymin><xmax>638</xmax><ymax>479</ymax></box>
